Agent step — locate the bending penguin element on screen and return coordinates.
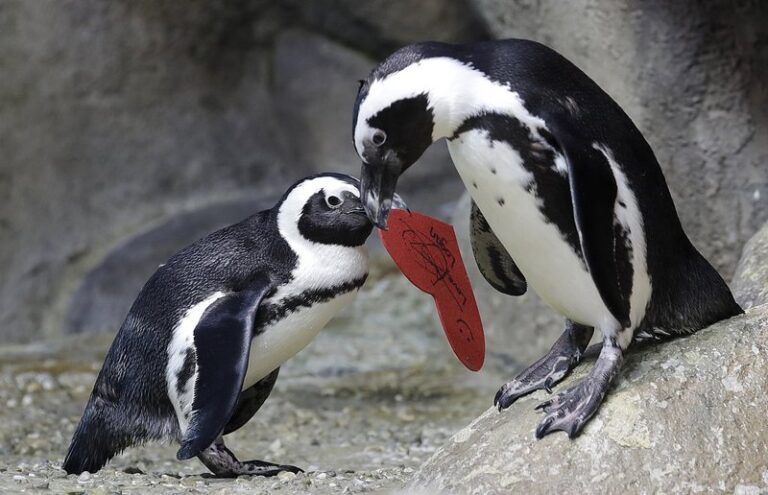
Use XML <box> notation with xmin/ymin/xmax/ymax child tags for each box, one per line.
<box><xmin>64</xmin><ymin>173</ymin><xmax>402</xmax><ymax>476</ymax></box>
<box><xmin>352</xmin><ymin>39</ymin><xmax>742</xmax><ymax>438</ymax></box>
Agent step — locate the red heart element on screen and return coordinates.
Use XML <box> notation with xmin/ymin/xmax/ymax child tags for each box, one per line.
<box><xmin>379</xmin><ymin>209</ymin><xmax>485</xmax><ymax>371</ymax></box>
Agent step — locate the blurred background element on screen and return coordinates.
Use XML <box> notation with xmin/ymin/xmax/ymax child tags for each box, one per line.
<box><xmin>1</xmin><ymin>0</ymin><xmax>766</xmax><ymax>345</ymax></box>
<box><xmin>0</xmin><ymin>0</ymin><xmax>767</xmax><ymax>492</ymax></box>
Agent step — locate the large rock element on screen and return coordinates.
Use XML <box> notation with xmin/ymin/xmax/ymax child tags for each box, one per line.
<box><xmin>0</xmin><ymin>1</ymin><xmax>469</xmax><ymax>342</ymax></box>
<box><xmin>410</xmin><ymin>304</ymin><xmax>768</xmax><ymax>494</ymax></box>
<box><xmin>470</xmin><ymin>0</ymin><xmax>768</xmax><ymax>276</ymax></box>
<box><xmin>733</xmin><ymin>222</ymin><xmax>768</xmax><ymax>310</ymax></box>
<box><xmin>279</xmin><ymin>0</ymin><xmax>488</xmax><ymax>58</ymax></box>
<box><xmin>63</xmin><ymin>195</ymin><xmax>275</xmax><ymax>335</ymax></box>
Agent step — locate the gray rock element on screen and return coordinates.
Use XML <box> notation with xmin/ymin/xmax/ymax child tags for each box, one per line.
<box><xmin>64</xmin><ymin>195</ymin><xmax>275</xmax><ymax>334</ymax></box>
<box><xmin>0</xmin><ymin>1</ymin><xmax>471</xmax><ymax>343</ymax></box>
<box><xmin>279</xmin><ymin>0</ymin><xmax>488</xmax><ymax>58</ymax></box>
<box><xmin>410</xmin><ymin>304</ymin><xmax>768</xmax><ymax>494</ymax></box>
<box><xmin>0</xmin><ymin>269</ymin><xmax>499</xmax><ymax>495</ymax></box>
<box><xmin>0</xmin><ymin>1</ymin><xmax>298</xmax><ymax>342</ymax></box>
<box><xmin>470</xmin><ymin>0</ymin><xmax>768</xmax><ymax>276</ymax></box>
<box><xmin>733</xmin><ymin>222</ymin><xmax>768</xmax><ymax>309</ymax></box>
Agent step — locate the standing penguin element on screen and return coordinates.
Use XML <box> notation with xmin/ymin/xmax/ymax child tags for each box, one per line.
<box><xmin>352</xmin><ymin>39</ymin><xmax>742</xmax><ymax>438</ymax></box>
<box><xmin>63</xmin><ymin>173</ymin><xmax>398</xmax><ymax>476</ymax></box>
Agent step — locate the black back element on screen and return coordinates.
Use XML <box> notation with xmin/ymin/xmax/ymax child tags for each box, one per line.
<box><xmin>62</xmin><ymin>172</ymin><xmax>375</xmax><ymax>473</ymax></box>
<box><xmin>62</xmin><ymin>209</ymin><xmax>296</xmax><ymax>474</ymax></box>
<box><xmin>358</xmin><ymin>39</ymin><xmax>742</xmax><ymax>331</ymax></box>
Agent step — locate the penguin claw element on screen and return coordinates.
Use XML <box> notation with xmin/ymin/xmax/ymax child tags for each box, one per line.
<box><xmin>496</xmin><ymin>362</ymin><xmax>572</xmax><ymax>411</ymax></box>
<box><xmin>493</xmin><ymin>388</ymin><xmax>503</xmax><ymax>407</ymax></box>
<box><xmin>533</xmin><ymin>376</ymin><xmax>605</xmax><ymax>440</ymax></box>
<box><xmin>238</xmin><ymin>461</ymin><xmax>304</xmax><ymax>477</ymax></box>
<box><xmin>543</xmin><ymin>377</ymin><xmax>554</xmax><ymax>394</ymax></box>
<box><xmin>494</xmin><ymin>326</ymin><xmax>590</xmax><ymax>411</ymax></box>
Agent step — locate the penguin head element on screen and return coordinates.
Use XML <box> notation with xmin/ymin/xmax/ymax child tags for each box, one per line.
<box><xmin>277</xmin><ymin>173</ymin><xmax>404</xmax><ymax>248</ymax></box>
<box><xmin>353</xmin><ymin>48</ymin><xmax>444</xmax><ymax>229</ymax></box>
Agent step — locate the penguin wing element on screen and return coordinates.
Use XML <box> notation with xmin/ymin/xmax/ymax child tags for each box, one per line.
<box><xmin>469</xmin><ymin>200</ymin><xmax>527</xmax><ymax>296</ymax></box>
<box><xmin>543</xmin><ymin>116</ymin><xmax>631</xmax><ymax>328</ymax></box>
<box><xmin>176</xmin><ymin>274</ymin><xmax>272</xmax><ymax>460</ymax></box>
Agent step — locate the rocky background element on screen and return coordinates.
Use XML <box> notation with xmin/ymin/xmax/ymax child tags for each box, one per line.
<box><xmin>1</xmin><ymin>0</ymin><xmax>767</xmax><ymax>493</ymax></box>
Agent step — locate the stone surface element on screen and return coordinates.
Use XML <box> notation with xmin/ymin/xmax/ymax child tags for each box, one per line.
<box><xmin>410</xmin><ymin>304</ymin><xmax>768</xmax><ymax>495</ymax></box>
<box><xmin>0</xmin><ymin>1</ymin><xmax>469</xmax><ymax>342</ymax></box>
<box><xmin>0</xmin><ymin>267</ymin><xmax>502</xmax><ymax>494</ymax></box>
<box><xmin>733</xmin><ymin>222</ymin><xmax>768</xmax><ymax>310</ymax></box>
<box><xmin>64</xmin><ymin>195</ymin><xmax>275</xmax><ymax>334</ymax></box>
<box><xmin>470</xmin><ymin>0</ymin><xmax>768</xmax><ymax>276</ymax></box>
<box><xmin>3</xmin><ymin>0</ymin><xmax>765</xmax><ymax>347</ymax></box>
<box><xmin>280</xmin><ymin>0</ymin><xmax>488</xmax><ymax>59</ymax></box>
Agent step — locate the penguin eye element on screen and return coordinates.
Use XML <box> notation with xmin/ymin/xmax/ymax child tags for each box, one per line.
<box><xmin>325</xmin><ymin>195</ymin><xmax>342</xmax><ymax>209</ymax></box>
<box><xmin>372</xmin><ymin>129</ymin><xmax>387</xmax><ymax>146</ymax></box>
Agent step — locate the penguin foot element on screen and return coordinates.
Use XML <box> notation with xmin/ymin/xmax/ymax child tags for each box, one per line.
<box><xmin>533</xmin><ymin>343</ymin><xmax>624</xmax><ymax>439</ymax></box>
<box><xmin>234</xmin><ymin>460</ymin><xmax>304</xmax><ymax>477</ymax></box>
<box><xmin>533</xmin><ymin>375</ymin><xmax>605</xmax><ymax>438</ymax></box>
<box><xmin>197</xmin><ymin>437</ymin><xmax>303</xmax><ymax>478</ymax></box>
<box><xmin>495</xmin><ymin>322</ymin><xmax>593</xmax><ymax>410</ymax></box>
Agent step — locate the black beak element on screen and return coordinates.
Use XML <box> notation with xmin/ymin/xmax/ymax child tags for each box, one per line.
<box><xmin>360</xmin><ymin>153</ymin><xmax>404</xmax><ymax>229</ymax></box>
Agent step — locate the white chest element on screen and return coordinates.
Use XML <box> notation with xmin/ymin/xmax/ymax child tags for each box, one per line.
<box><xmin>241</xmin><ymin>244</ymin><xmax>368</xmax><ymax>390</ymax></box>
<box><xmin>241</xmin><ymin>290</ymin><xmax>356</xmax><ymax>390</ymax></box>
<box><xmin>447</xmin><ymin>132</ymin><xmax>612</xmax><ymax>328</ymax></box>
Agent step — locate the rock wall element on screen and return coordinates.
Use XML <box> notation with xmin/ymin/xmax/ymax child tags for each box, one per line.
<box><xmin>411</xmin><ymin>304</ymin><xmax>768</xmax><ymax>494</ymax></box>
<box><xmin>0</xmin><ymin>0</ymin><xmax>481</xmax><ymax>342</ymax></box>
<box><xmin>1</xmin><ymin>0</ymin><xmax>766</xmax><ymax>343</ymax></box>
<box><xmin>733</xmin><ymin>222</ymin><xmax>768</xmax><ymax>309</ymax></box>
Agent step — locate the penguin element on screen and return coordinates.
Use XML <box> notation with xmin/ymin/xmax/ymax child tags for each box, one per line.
<box><xmin>63</xmin><ymin>173</ymin><xmax>404</xmax><ymax>476</ymax></box>
<box><xmin>351</xmin><ymin>39</ymin><xmax>743</xmax><ymax>438</ymax></box>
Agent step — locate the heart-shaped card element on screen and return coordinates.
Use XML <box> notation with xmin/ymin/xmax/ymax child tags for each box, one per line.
<box><xmin>379</xmin><ymin>209</ymin><xmax>485</xmax><ymax>371</ymax></box>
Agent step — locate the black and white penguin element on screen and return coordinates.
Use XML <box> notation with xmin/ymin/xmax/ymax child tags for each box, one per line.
<box><xmin>63</xmin><ymin>173</ymin><xmax>397</xmax><ymax>477</ymax></box>
<box><xmin>352</xmin><ymin>39</ymin><xmax>742</xmax><ymax>438</ymax></box>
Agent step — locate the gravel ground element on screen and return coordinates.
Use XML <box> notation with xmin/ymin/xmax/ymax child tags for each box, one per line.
<box><xmin>0</xmin><ymin>267</ymin><xmax>506</xmax><ymax>494</ymax></box>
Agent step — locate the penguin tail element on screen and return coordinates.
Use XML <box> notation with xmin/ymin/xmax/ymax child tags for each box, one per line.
<box><xmin>643</xmin><ymin>244</ymin><xmax>743</xmax><ymax>338</ymax></box>
<box><xmin>63</xmin><ymin>396</ymin><xmax>131</xmax><ymax>475</ymax></box>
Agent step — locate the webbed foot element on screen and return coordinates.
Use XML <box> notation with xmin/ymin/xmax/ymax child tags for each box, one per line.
<box><xmin>236</xmin><ymin>460</ymin><xmax>303</xmax><ymax>477</ymax></box>
<box><xmin>495</xmin><ymin>321</ymin><xmax>593</xmax><ymax>410</ymax></box>
<box><xmin>197</xmin><ymin>437</ymin><xmax>303</xmax><ymax>478</ymax></box>
<box><xmin>534</xmin><ymin>343</ymin><xmax>623</xmax><ymax>439</ymax></box>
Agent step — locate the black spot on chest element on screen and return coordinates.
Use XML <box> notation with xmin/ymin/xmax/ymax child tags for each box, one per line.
<box><xmin>176</xmin><ymin>347</ymin><xmax>196</xmax><ymax>395</ymax></box>
<box><xmin>451</xmin><ymin>112</ymin><xmax>583</xmax><ymax>260</ymax></box>
<box><xmin>253</xmin><ymin>276</ymin><xmax>368</xmax><ymax>331</ymax></box>
<box><xmin>613</xmin><ymin>223</ymin><xmax>634</xmax><ymax>311</ymax></box>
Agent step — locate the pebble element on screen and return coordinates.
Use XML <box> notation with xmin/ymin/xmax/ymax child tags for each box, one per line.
<box><xmin>0</xmin><ymin>275</ymin><xmax>494</xmax><ymax>495</ymax></box>
<box><xmin>277</xmin><ymin>471</ymin><xmax>297</xmax><ymax>482</ymax></box>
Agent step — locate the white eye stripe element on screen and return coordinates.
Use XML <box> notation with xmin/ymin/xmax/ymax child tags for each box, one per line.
<box><xmin>278</xmin><ymin>177</ymin><xmax>361</xmax><ymax>233</ymax></box>
<box><xmin>276</xmin><ymin>177</ymin><xmax>367</xmax><ymax>262</ymax></box>
<box><xmin>321</xmin><ymin>183</ymin><xmax>360</xmax><ymax>200</ymax></box>
<box><xmin>354</xmin><ymin>57</ymin><xmax>547</xmax><ymax>149</ymax></box>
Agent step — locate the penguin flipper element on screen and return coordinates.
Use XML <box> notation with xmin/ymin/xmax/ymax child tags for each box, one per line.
<box><xmin>469</xmin><ymin>200</ymin><xmax>527</xmax><ymax>296</ymax></box>
<box><xmin>176</xmin><ymin>274</ymin><xmax>272</xmax><ymax>461</ymax></box>
<box><xmin>543</xmin><ymin>117</ymin><xmax>631</xmax><ymax>328</ymax></box>
<box><xmin>223</xmin><ymin>367</ymin><xmax>280</xmax><ymax>435</ymax></box>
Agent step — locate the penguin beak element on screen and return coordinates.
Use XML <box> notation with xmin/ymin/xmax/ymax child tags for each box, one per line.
<box><xmin>360</xmin><ymin>152</ymin><xmax>404</xmax><ymax>230</ymax></box>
